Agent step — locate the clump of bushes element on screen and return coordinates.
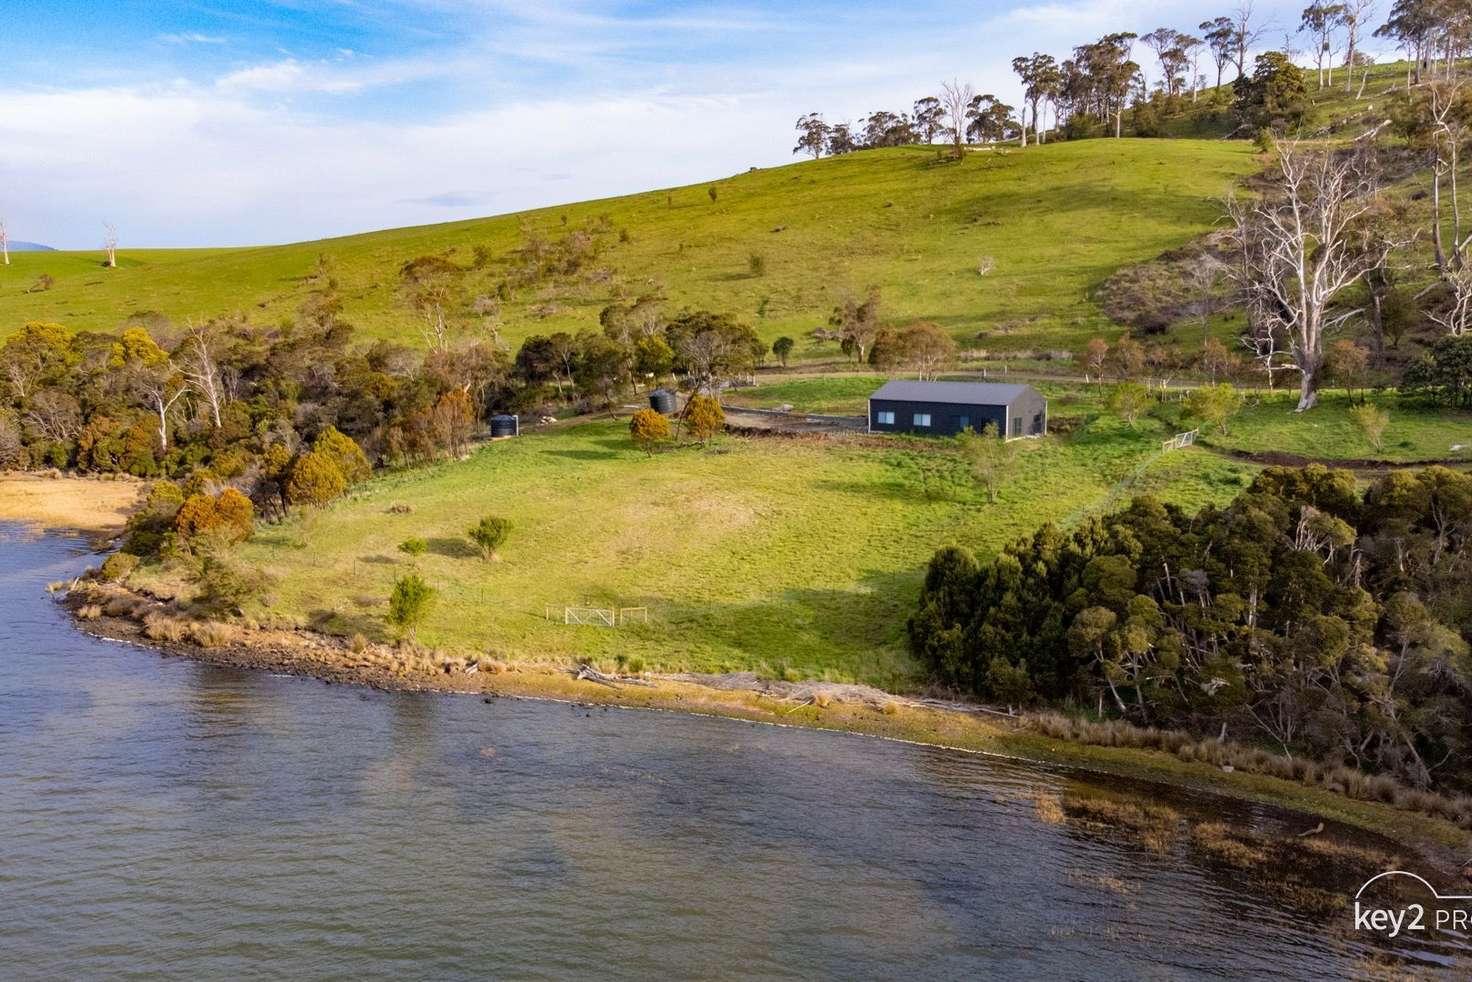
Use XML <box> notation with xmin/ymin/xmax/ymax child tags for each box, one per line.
<box><xmin>98</xmin><ymin>552</ymin><xmax>139</xmax><ymax>583</ymax></box>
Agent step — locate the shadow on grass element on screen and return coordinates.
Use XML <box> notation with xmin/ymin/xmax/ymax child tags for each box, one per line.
<box><xmin>540</xmin><ymin>449</ymin><xmax>621</xmax><ymax>461</ymax></box>
<box><xmin>308</xmin><ymin>607</ymin><xmax>387</xmax><ymax>641</ymax></box>
<box><xmin>361</xmin><ymin>554</ymin><xmax>398</xmax><ymax>565</ymax></box>
<box><xmin>428</xmin><ymin>537</ymin><xmax>479</xmax><ymax>559</ymax></box>
<box><xmin>649</xmin><ymin>568</ymin><xmax>925</xmax><ymax>686</ymax></box>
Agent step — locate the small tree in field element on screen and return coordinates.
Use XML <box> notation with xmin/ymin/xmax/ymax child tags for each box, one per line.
<box><xmin>1108</xmin><ymin>382</ymin><xmax>1152</xmax><ymax>428</ymax></box>
<box><xmin>1349</xmin><ymin>404</ymin><xmax>1389</xmax><ymax>452</ymax></box>
<box><xmin>1083</xmin><ymin>338</ymin><xmax>1109</xmax><ymax>389</ymax></box>
<box><xmin>388</xmin><ymin>573</ymin><xmax>436</xmax><ymax>639</ymax></box>
<box><xmin>1184</xmin><ymin>382</ymin><xmax>1244</xmax><ymax>434</ymax></box>
<box><xmin>467</xmin><ymin>515</ymin><xmax>511</xmax><ymax>561</ymax></box>
<box><xmin>629</xmin><ymin>407</ymin><xmax>670</xmax><ymax>455</ymax></box>
<box><xmin>684</xmin><ymin>394</ymin><xmax>725</xmax><ymax>443</ymax></box>
<box><xmin>956</xmin><ymin>423</ymin><xmax>1016</xmax><ymax>503</ymax></box>
<box><xmin>399</xmin><ymin>536</ymin><xmax>428</xmax><ymax>560</ymax></box>
<box><xmin>772</xmin><ymin>336</ymin><xmax>795</xmax><ymax>366</ymax></box>
<box><xmin>1325</xmin><ymin>339</ymin><xmax>1370</xmax><ymax>403</ymax></box>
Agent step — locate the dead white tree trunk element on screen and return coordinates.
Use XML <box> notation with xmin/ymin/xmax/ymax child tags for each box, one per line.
<box><xmin>940</xmin><ymin>79</ymin><xmax>976</xmax><ymax>159</ymax></box>
<box><xmin>180</xmin><ymin>321</ymin><xmax>225</xmax><ymax>429</ymax></box>
<box><xmin>1</xmin><ymin>220</ymin><xmax>9</xmax><ymax>266</ymax></box>
<box><xmin>1228</xmin><ymin>141</ymin><xmax>1389</xmax><ymax>411</ymax></box>
<box><xmin>103</xmin><ymin>223</ymin><xmax>118</xmax><ymax>268</ymax></box>
<box><xmin>1427</xmin><ymin>82</ymin><xmax>1469</xmax><ymax>274</ymax></box>
<box><xmin>142</xmin><ymin>376</ymin><xmax>186</xmax><ymax>453</ymax></box>
<box><xmin>1430</xmin><ymin>265</ymin><xmax>1472</xmax><ymax>336</ymax></box>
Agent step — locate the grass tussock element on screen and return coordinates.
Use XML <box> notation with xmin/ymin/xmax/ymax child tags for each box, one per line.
<box><xmin>1030</xmin><ymin>712</ymin><xmax>1472</xmax><ymax>830</ymax></box>
<box><xmin>1190</xmin><ymin>822</ymin><xmax>1268</xmax><ymax>868</ymax></box>
<box><xmin>76</xmin><ymin>604</ymin><xmax>103</xmax><ymax>621</ymax></box>
<box><xmin>187</xmin><ymin>620</ymin><xmax>238</xmax><ymax>649</ymax></box>
<box><xmin>142</xmin><ymin>612</ymin><xmax>187</xmax><ymax>644</ymax></box>
<box><xmin>1033</xmin><ymin>792</ymin><xmax>1065</xmax><ymax>825</ymax></box>
<box><xmin>1062</xmin><ymin>794</ymin><xmax>1183</xmax><ymax>853</ymax></box>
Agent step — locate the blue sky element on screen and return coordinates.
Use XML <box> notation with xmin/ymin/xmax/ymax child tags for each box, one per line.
<box><xmin>2</xmin><ymin>0</ymin><xmax>1376</xmax><ymax>248</ymax></box>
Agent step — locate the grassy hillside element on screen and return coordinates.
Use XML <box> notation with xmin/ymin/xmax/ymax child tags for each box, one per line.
<box><xmin>0</xmin><ymin>140</ymin><xmax>1257</xmax><ymax>354</ymax></box>
<box><xmin>218</xmin><ymin>412</ymin><xmax>1253</xmax><ymax>685</ymax></box>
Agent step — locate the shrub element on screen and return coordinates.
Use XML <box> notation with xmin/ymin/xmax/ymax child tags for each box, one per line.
<box><xmin>99</xmin><ymin>552</ymin><xmax>140</xmax><ymax>583</ymax></box>
<box><xmin>1183</xmin><ymin>382</ymin><xmax>1244</xmax><ymax>434</ymax></box>
<box><xmin>1107</xmin><ymin>382</ymin><xmax>1151</xmax><ymax>428</ymax></box>
<box><xmin>684</xmin><ymin>395</ymin><xmax>725</xmax><ymax>443</ymax></box>
<box><xmin>287</xmin><ymin>450</ymin><xmax>347</xmax><ymax>508</ymax></box>
<box><xmin>748</xmin><ymin>253</ymin><xmax>767</xmax><ymax>277</ymax></box>
<box><xmin>312</xmin><ymin>426</ymin><xmax>371</xmax><ymax>484</ymax></box>
<box><xmin>189</xmin><ymin>533</ymin><xmax>271</xmax><ymax>616</ymax></box>
<box><xmin>467</xmin><ymin>515</ymin><xmax>511</xmax><ymax>560</ymax></box>
<box><xmin>399</xmin><ymin>536</ymin><xmax>428</xmax><ymax>558</ymax></box>
<box><xmin>123</xmin><ymin>481</ymin><xmax>185</xmax><ymax>556</ymax></box>
<box><xmin>771</xmin><ymin>336</ymin><xmax>795</xmax><ymax>366</ymax></box>
<box><xmin>628</xmin><ymin>408</ymin><xmax>670</xmax><ymax>455</ymax></box>
<box><xmin>1348</xmin><ymin>404</ymin><xmax>1389</xmax><ymax>452</ymax></box>
<box><xmin>174</xmin><ymin>488</ymin><xmax>254</xmax><ymax>544</ymax></box>
<box><xmin>388</xmin><ymin>573</ymin><xmax>437</xmax><ymax>638</ymax></box>
<box><xmin>182</xmin><ymin>468</ymin><xmax>217</xmax><ymax>498</ymax></box>
<box><xmin>986</xmin><ymin>656</ymin><xmax>1035</xmax><ymax>706</ymax></box>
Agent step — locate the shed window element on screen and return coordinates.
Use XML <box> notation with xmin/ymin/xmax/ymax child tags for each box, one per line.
<box><xmin>875</xmin><ymin>410</ymin><xmax>895</xmax><ymax>425</ymax></box>
<box><xmin>953</xmin><ymin>416</ymin><xmax>970</xmax><ymax>432</ymax></box>
<box><xmin>1011</xmin><ymin>417</ymin><xmax>1022</xmax><ymax>437</ymax></box>
<box><xmin>913</xmin><ymin>413</ymin><xmax>931</xmax><ymax>428</ymax></box>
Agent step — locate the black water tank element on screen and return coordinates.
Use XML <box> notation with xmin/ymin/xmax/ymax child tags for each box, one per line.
<box><xmin>490</xmin><ymin>414</ymin><xmax>519</xmax><ymax>438</ymax></box>
<box><xmin>649</xmin><ymin>388</ymin><xmax>677</xmax><ymax>415</ymax></box>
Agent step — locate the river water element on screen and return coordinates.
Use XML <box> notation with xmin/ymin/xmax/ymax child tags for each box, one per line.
<box><xmin>0</xmin><ymin>524</ymin><xmax>1453</xmax><ymax>979</ymax></box>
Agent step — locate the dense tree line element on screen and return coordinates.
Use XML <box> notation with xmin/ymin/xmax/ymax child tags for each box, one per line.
<box><xmin>792</xmin><ymin>0</ymin><xmax>1472</xmax><ymax>157</ymax></box>
<box><xmin>909</xmin><ymin>466</ymin><xmax>1472</xmax><ymax>790</ymax></box>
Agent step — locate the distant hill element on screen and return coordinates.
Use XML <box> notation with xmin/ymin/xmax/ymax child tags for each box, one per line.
<box><xmin>0</xmin><ymin>139</ymin><xmax>1256</xmax><ymax>353</ymax></box>
<box><xmin>5</xmin><ymin>241</ymin><xmax>55</xmax><ymax>252</ymax></box>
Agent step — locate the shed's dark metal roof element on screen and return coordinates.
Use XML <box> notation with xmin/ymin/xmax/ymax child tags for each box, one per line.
<box><xmin>868</xmin><ymin>380</ymin><xmax>1038</xmax><ymax>406</ymax></box>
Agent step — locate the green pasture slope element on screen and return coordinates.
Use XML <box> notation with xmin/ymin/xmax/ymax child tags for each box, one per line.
<box><xmin>239</xmin><ymin>408</ymin><xmax>1254</xmax><ymax>686</ymax></box>
<box><xmin>0</xmin><ymin>140</ymin><xmax>1256</xmax><ymax>353</ymax></box>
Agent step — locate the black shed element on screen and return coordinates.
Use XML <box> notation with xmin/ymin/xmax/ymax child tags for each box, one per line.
<box><xmin>867</xmin><ymin>380</ymin><xmax>1047</xmax><ymax>439</ymax></box>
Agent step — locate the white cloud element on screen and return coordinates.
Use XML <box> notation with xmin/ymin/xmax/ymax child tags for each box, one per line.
<box><xmin>0</xmin><ymin>82</ymin><xmax>790</xmax><ymax>248</ymax></box>
<box><xmin>158</xmin><ymin>32</ymin><xmax>227</xmax><ymax>45</ymax></box>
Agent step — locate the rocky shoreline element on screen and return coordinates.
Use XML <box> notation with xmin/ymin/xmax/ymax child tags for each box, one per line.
<box><xmin>55</xmin><ymin>578</ymin><xmax>1472</xmax><ymax>873</ymax></box>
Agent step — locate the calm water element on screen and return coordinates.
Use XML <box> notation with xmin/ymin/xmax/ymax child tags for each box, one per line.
<box><xmin>0</xmin><ymin>524</ymin><xmax>1443</xmax><ymax>979</ymax></box>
